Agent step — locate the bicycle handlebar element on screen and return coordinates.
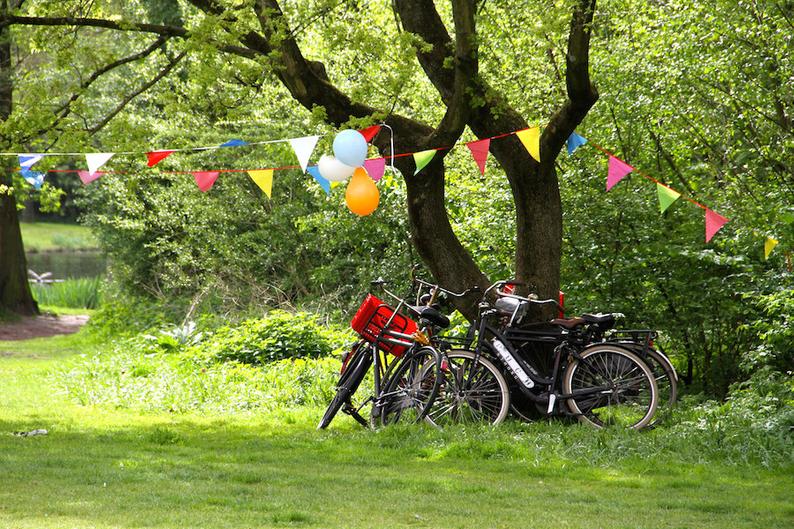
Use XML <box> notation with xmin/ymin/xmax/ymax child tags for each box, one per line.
<box><xmin>413</xmin><ymin>278</ymin><xmax>480</xmax><ymax>299</ymax></box>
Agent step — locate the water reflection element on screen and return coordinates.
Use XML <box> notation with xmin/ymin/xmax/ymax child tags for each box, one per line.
<box><xmin>26</xmin><ymin>251</ymin><xmax>107</xmax><ymax>280</ymax></box>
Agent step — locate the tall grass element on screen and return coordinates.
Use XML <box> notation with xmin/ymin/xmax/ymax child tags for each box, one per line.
<box><xmin>32</xmin><ymin>277</ymin><xmax>102</xmax><ymax>309</ymax></box>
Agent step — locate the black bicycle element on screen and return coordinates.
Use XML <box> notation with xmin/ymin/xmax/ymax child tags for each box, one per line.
<box><xmin>317</xmin><ymin>279</ymin><xmax>449</xmax><ymax>429</ymax></box>
<box><xmin>431</xmin><ymin>281</ymin><xmax>660</xmax><ymax>429</ymax></box>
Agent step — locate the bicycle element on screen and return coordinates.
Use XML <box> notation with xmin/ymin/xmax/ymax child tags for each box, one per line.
<box><xmin>317</xmin><ymin>279</ymin><xmax>448</xmax><ymax>429</ymax></box>
<box><xmin>431</xmin><ymin>280</ymin><xmax>660</xmax><ymax>429</ymax></box>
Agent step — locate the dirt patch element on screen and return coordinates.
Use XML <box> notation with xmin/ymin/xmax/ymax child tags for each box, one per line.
<box><xmin>0</xmin><ymin>314</ymin><xmax>89</xmax><ymax>341</ymax></box>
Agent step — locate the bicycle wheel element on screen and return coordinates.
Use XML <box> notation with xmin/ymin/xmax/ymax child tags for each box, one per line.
<box><xmin>317</xmin><ymin>343</ymin><xmax>372</xmax><ymax>430</ymax></box>
<box><xmin>425</xmin><ymin>349</ymin><xmax>511</xmax><ymax>426</ymax></box>
<box><xmin>376</xmin><ymin>347</ymin><xmax>442</xmax><ymax>426</ymax></box>
<box><xmin>562</xmin><ymin>345</ymin><xmax>658</xmax><ymax>430</ymax></box>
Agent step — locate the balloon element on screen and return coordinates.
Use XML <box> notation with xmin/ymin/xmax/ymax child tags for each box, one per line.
<box><xmin>333</xmin><ymin>129</ymin><xmax>368</xmax><ymax>167</ymax></box>
<box><xmin>345</xmin><ymin>167</ymin><xmax>379</xmax><ymax>216</ymax></box>
<box><xmin>317</xmin><ymin>155</ymin><xmax>355</xmax><ymax>182</ymax></box>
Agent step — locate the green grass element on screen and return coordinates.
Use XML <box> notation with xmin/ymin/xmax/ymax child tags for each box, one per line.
<box><xmin>31</xmin><ymin>277</ymin><xmax>103</xmax><ymax>309</ymax></box>
<box><xmin>20</xmin><ymin>222</ymin><xmax>98</xmax><ymax>252</ymax></box>
<box><xmin>0</xmin><ymin>331</ymin><xmax>792</xmax><ymax>529</ymax></box>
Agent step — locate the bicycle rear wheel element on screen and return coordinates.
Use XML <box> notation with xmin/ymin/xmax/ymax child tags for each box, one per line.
<box><xmin>317</xmin><ymin>343</ymin><xmax>372</xmax><ymax>430</ymax></box>
<box><xmin>375</xmin><ymin>347</ymin><xmax>442</xmax><ymax>426</ymax></box>
<box><xmin>563</xmin><ymin>345</ymin><xmax>658</xmax><ymax>430</ymax></box>
<box><xmin>425</xmin><ymin>349</ymin><xmax>510</xmax><ymax>426</ymax></box>
<box><xmin>616</xmin><ymin>344</ymin><xmax>678</xmax><ymax>426</ymax></box>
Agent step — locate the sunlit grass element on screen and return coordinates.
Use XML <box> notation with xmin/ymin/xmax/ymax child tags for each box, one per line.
<box><xmin>31</xmin><ymin>277</ymin><xmax>103</xmax><ymax>309</ymax></box>
<box><xmin>20</xmin><ymin>222</ymin><xmax>98</xmax><ymax>252</ymax></box>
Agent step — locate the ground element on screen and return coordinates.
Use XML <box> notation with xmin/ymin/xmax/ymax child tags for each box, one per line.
<box><xmin>0</xmin><ymin>314</ymin><xmax>89</xmax><ymax>341</ymax></box>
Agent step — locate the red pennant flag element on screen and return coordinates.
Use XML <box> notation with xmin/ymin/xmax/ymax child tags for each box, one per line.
<box><xmin>466</xmin><ymin>138</ymin><xmax>491</xmax><ymax>176</ymax></box>
<box><xmin>193</xmin><ymin>171</ymin><xmax>219</xmax><ymax>192</ymax></box>
<box><xmin>705</xmin><ymin>209</ymin><xmax>729</xmax><ymax>242</ymax></box>
<box><xmin>78</xmin><ymin>170</ymin><xmax>101</xmax><ymax>185</ymax></box>
<box><xmin>358</xmin><ymin>125</ymin><xmax>382</xmax><ymax>143</ymax></box>
<box><xmin>146</xmin><ymin>150</ymin><xmax>174</xmax><ymax>167</ymax></box>
<box><xmin>607</xmin><ymin>156</ymin><xmax>633</xmax><ymax>191</ymax></box>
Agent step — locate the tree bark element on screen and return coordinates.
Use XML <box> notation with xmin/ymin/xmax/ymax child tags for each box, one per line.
<box><xmin>0</xmin><ymin>7</ymin><xmax>38</xmax><ymax>316</ymax></box>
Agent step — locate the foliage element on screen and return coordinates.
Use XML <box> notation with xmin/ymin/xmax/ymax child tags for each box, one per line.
<box><xmin>31</xmin><ymin>277</ymin><xmax>103</xmax><ymax>309</ymax></box>
<box><xmin>183</xmin><ymin>310</ymin><xmax>354</xmax><ymax>366</ymax></box>
<box><xmin>743</xmin><ymin>288</ymin><xmax>794</xmax><ymax>373</ymax></box>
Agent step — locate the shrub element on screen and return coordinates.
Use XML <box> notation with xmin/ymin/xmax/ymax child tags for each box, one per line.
<box><xmin>185</xmin><ymin>310</ymin><xmax>353</xmax><ymax>366</ymax></box>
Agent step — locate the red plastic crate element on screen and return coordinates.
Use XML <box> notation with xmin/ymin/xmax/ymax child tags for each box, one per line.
<box><xmin>351</xmin><ymin>294</ymin><xmax>417</xmax><ymax>357</ymax></box>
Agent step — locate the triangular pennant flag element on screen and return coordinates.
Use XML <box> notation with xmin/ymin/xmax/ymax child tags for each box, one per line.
<box><xmin>764</xmin><ymin>237</ymin><xmax>779</xmax><ymax>260</ymax></box>
<box><xmin>85</xmin><ymin>152</ymin><xmax>114</xmax><ymax>177</ymax></box>
<box><xmin>193</xmin><ymin>171</ymin><xmax>220</xmax><ymax>192</ymax></box>
<box><xmin>22</xmin><ymin>170</ymin><xmax>45</xmax><ymax>190</ymax></box>
<box><xmin>289</xmin><ymin>135</ymin><xmax>320</xmax><ymax>173</ymax></box>
<box><xmin>146</xmin><ymin>150</ymin><xmax>174</xmax><ymax>168</ymax></box>
<box><xmin>656</xmin><ymin>183</ymin><xmax>681</xmax><ymax>213</ymax></box>
<box><xmin>516</xmin><ymin>127</ymin><xmax>541</xmax><ymax>162</ymax></box>
<box><xmin>19</xmin><ymin>154</ymin><xmax>43</xmax><ymax>169</ymax></box>
<box><xmin>358</xmin><ymin>125</ymin><xmax>382</xmax><ymax>143</ymax></box>
<box><xmin>607</xmin><ymin>156</ymin><xmax>633</xmax><ymax>191</ymax></box>
<box><xmin>364</xmin><ymin>157</ymin><xmax>386</xmax><ymax>181</ymax></box>
<box><xmin>705</xmin><ymin>208</ymin><xmax>729</xmax><ymax>242</ymax></box>
<box><xmin>466</xmin><ymin>138</ymin><xmax>490</xmax><ymax>176</ymax></box>
<box><xmin>566</xmin><ymin>132</ymin><xmax>588</xmax><ymax>155</ymax></box>
<box><xmin>413</xmin><ymin>150</ymin><xmax>437</xmax><ymax>175</ymax></box>
<box><xmin>220</xmin><ymin>139</ymin><xmax>248</xmax><ymax>147</ymax></box>
<box><xmin>248</xmin><ymin>169</ymin><xmax>273</xmax><ymax>198</ymax></box>
<box><xmin>78</xmin><ymin>170</ymin><xmax>101</xmax><ymax>185</ymax></box>
<box><xmin>306</xmin><ymin>166</ymin><xmax>330</xmax><ymax>195</ymax></box>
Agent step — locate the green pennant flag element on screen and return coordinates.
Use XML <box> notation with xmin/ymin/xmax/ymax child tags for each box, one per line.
<box><xmin>657</xmin><ymin>183</ymin><xmax>681</xmax><ymax>213</ymax></box>
<box><xmin>413</xmin><ymin>149</ymin><xmax>437</xmax><ymax>175</ymax></box>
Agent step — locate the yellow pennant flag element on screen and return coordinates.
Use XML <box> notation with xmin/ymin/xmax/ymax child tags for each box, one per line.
<box><xmin>764</xmin><ymin>237</ymin><xmax>779</xmax><ymax>260</ymax></box>
<box><xmin>248</xmin><ymin>169</ymin><xmax>273</xmax><ymax>198</ymax></box>
<box><xmin>516</xmin><ymin>127</ymin><xmax>541</xmax><ymax>162</ymax></box>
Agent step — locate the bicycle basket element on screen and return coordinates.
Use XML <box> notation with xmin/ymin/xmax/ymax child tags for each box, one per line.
<box><xmin>351</xmin><ymin>294</ymin><xmax>418</xmax><ymax>357</ymax></box>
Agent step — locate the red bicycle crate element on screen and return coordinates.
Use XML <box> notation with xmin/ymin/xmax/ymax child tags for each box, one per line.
<box><xmin>350</xmin><ymin>294</ymin><xmax>417</xmax><ymax>357</ymax></box>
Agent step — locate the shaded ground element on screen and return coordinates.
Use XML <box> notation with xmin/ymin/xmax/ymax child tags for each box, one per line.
<box><xmin>0</xmin><ymin>314</ymin><xmax>89</xmax><ymax>341</ymax></box>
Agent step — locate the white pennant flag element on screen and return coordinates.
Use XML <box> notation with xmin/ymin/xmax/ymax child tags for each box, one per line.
<box><xmin>85</xmin><ymin>152</ymin><xmax>115</xmax><ymax>177</ymax></box>
<box><xmin>289</xmin><ymin>135</ymin><xmax>320</xmax><ymax>173</ymax></box>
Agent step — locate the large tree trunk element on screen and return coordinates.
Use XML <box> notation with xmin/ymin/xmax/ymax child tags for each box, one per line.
<box><xmin>0</xmin><ymin>10</ymin><xmax>38</xmax><ymax>316</ymax></box>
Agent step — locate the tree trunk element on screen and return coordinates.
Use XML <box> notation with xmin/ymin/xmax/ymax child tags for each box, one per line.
<box><xmin>0</xmin><ymin>11</ymin><xmax>38</xmax><ymax>316</ymax></box>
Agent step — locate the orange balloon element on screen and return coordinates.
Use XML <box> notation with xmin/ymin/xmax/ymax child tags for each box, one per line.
<box><xmin>345</xmin><ymin>167</ymin><xmax>380</xmax><ymax>216</ymax></box>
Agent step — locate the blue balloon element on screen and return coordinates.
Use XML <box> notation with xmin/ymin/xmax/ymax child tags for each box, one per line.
<box><xmin>333</xmin><ymin>129</ymin><xmax>367</xmax><ymax>167</ymax></box>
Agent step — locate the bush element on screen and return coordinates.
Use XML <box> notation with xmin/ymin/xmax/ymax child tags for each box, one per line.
<box><xmin>184</xmin><ymin>310</ymin><xmax>353</xmax><ymax>366</ymax></box>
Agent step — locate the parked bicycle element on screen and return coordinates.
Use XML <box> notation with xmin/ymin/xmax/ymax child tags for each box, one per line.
<box><xmin>317</xmin><ymin>279</ymin><xmax>451</xmax><ymax>429</ymax></box>
<box><xmin>429</xmin><ymin>280</ymin><xmax>663</xmax><ymax>430</ymax></box>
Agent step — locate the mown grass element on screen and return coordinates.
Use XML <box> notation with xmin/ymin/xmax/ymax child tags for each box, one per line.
<box><xmin>0</xmin><ymin>330</ymin><xmax>792</xmax><ymax>529</ymax></box>
<box><xmin>20</xmin><ymin>221</ymin><xmax>98</xmax><ymax>252</ymax></box>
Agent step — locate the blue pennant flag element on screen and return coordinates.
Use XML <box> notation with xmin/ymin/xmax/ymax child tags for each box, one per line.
<box><xmin>566</xmin><ymin>132</ymin><xmax>588</xmax><ymax>155</ymax></box>
<box><xmin>22</xmin><ymin>170</ymin><xmax>45</xmax><ymax>190</ymax></box>
<box><xmin>306</xmin><ymin>165</ymin><xmax>330</xmax><ymax>195</ymax></box>
<box><xmin>19</xmin><ymin>154</ymin><xmax>43</xmax><ymax>169</ymax></box>
<box><xmin>220</xmin><ymin>139</ymin><xmax>249</xmax><ymax>148</ymax></box>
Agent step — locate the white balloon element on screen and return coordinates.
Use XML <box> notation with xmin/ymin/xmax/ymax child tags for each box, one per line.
<box><xmin>318</xmin><ymin>154</ymin><xmax>355</xmax><ymax>182</ymax></box>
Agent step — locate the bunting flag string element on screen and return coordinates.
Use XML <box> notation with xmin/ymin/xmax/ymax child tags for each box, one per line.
<box><xmin>5</xmin><ymin>122</ymin><xmax>784</xmax><ymax>257</ymax></box>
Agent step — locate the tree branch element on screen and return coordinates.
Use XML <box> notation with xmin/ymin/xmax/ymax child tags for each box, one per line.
<box><xmin>87</xmin><ymin>50</ymin><xmax>186</xmax><ymax>135</ymax></box>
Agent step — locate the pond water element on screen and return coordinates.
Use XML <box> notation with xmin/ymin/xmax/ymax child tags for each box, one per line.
<box><xmin>26</xmin><ymin>251</ymin><xmax>107</xmax><ymax>280</ymax></box>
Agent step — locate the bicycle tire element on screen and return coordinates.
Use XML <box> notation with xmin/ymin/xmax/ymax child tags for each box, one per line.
<box><xmin>317</xmin><ymin>344</ymin><xmax>372</xmax><ymax>430</ymax></box>
<box><xmin>614</xmin><ymin>343</ymin><xmax>678</xmax><ymax>426</ymax></box>
<box><xmin>562</xmin><ymin>344</ymin><xmax>658</xmax><ymax>430</ymax></box>
<box><xmin>375</xmin><ymin>346</ymin><xmax>443</xmax><ymax>427</ymax></box>
<box><xmin>425</xmin><ymin>349</ymin><xmax>511</xmax><ymax>426</ymax></box>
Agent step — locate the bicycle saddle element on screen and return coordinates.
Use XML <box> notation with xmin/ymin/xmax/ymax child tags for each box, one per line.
<box><xmin>413</xmin><ymin>306</ymin><xmax>450</xmax><ymax>329</ymax></box>
<box><xmin>582</xmin><ymin>313</ymin><xmax>616</xmax><ymax>328</ymax></box>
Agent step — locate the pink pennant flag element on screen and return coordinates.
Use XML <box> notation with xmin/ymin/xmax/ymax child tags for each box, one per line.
<box><xmin>705</xmin><ymin>209</ymin><xmax>729</xmax><ymax>242</ymax></box>
<box><xmin>193</xmin><ymin>171</ymin><xmax>220</xmax><ymax>192</ymax></box>
<box><xmin>607</xmin><ymin>156</ymin><xmax>633</xmax><ymax>191</ymax></box>
<box><xmin>146</xmin><ymin>150</ymin><xmax>174</xmax><ymax>168</ymax></box>
<box><xmin>363</xmin><ymin>157</ymin><xmax>386</xmax><ymax>181</ymax></box>
<box><xmin>78</xmin><ymin>170</ymin><xmax>101</xmax><ymax>185</ymax></box>
<box><xmin>358</xmin><ymin>125</ymin><xmax>382</xmax><ymax>143</ymax></box>
<box><xmin>466</xmin><ymin>138</ymin><xmax>490</xmax><ymax>176</ymax></box>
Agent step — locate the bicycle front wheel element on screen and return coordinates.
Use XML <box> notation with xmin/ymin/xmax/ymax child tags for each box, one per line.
<box><xmin>562</xmin><ymin>345</ymin><xmax>658</xmax><ymax>430</ymax></box>
<box><xmin>375</xmin><ymin>347</ymin><xmax>442</xmax><ymax>426</ymax></box>
<box><xmin>425</xmin><ymin>349</ymin><xmax>510</xmax><ymax>427</ymax></box>
<box><xmin>317</xmin><ymin>343</ymin><xmax>372</xmax><ymax>430</ymax></box>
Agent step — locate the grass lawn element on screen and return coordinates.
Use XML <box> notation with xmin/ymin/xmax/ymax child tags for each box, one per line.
<box><xmin>20</xmin><ymin>222</ymin><xmax>98</xmax><ymax>252</ymax></box>
<box><xmin>1</xmin><ymin>332</ymin><xmax>792</xmax><ymax>529</ymax></box>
